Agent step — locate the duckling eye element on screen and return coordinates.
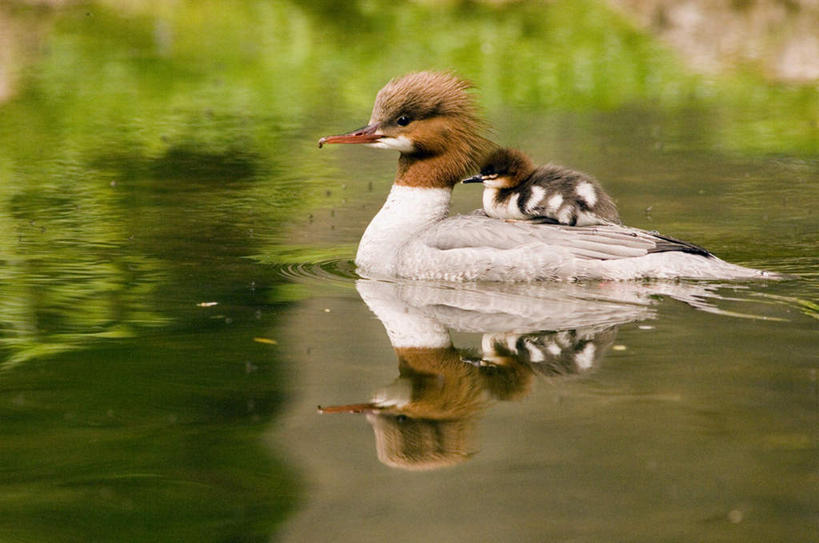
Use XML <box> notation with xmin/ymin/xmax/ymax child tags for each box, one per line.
<box><xmin>396</xmin><ymin>115</ymin><xmax>412</xmax><ymax>127</ymax></box>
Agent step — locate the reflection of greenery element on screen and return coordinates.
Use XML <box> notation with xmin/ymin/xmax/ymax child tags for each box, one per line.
<box><xmin>1</xmin><ymin>327</ymin><xmax>299</xmax><ymax>542</ymax></box>
<box><xmin>0</xmin><ymin>166</ymin><xmax>170</xmax><ymax>369</ymax></box>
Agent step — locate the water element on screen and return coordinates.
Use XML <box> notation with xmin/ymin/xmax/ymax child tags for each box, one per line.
<box><xmin>0</xmin><ymin>2</ymin><xmax>817</xmax><ymax>542</ymax></box>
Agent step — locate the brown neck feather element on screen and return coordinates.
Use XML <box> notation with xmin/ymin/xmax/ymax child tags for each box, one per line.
<box><xmin>395</xmin><ymin>131</ymin><xmax>493</xmax><ymax>189</ymax></box>
<box><xmin>394</xmin><ymin>154</ymin><xmax>464</xmax><ymax>189</ymax></box>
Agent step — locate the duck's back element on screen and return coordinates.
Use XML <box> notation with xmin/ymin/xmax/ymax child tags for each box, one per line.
<box><xmin>387</xmin><ymin>213</ymin><xmax>777</xmax><ymax>282</ymax></box>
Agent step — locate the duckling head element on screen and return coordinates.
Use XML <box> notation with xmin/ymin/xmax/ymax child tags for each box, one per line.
<box><xmin>462</xmin><ymin>147</ymin><xmax>534</xmax><ymax>189</ymax></box>
<box><xmin>319</xmin><ymin>71</ymin><xmax>493</xmax><ymax>188</ymax></box>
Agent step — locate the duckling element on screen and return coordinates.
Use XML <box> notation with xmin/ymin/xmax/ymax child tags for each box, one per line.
<box><xmin>463</xmin><ymin>147</ymin><xmax>621</xmax><ymax>226</ymax></box>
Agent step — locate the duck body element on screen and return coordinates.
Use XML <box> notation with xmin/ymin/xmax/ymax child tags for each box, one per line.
<box><xmin>463</xmin><ymin>148</ymin><xmax>620</xmax><ymax>226</ymax></box>
<box><xmin>356</xmin><ymin>184</ymin><xmax>773</xmax><ymax>281</ymax></box>
<box><xmin>319</xmin><ymin>71</ymin><xmax>780</xmax><ymax>282</ymax></box>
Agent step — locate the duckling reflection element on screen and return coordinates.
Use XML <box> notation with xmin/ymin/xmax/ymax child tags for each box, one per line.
<box><xmin>473</xmin><ymin>328</ymin><xmax>617</xmax><ymax>379</ymax></box>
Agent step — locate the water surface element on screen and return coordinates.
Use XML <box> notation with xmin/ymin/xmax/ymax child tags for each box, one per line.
<box><xmin>0</xmin><ymin>1</ymin><xmax>817</xmax><ymax>542</ymax></box>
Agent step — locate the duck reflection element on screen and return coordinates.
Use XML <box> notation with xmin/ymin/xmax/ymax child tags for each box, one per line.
<box><xmin>319</xmin><ymin>279</ymin><xmax>723</xmax><ymax>470</ymax></box>
<box><xmin>320</xmin><ymin>344</ymin><xmax>492</xmax><ymax>470</ymax></box>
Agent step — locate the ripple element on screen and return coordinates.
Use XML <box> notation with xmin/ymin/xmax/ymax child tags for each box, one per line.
<box><xmin>263</xmin><ymin>255</ymin><xmax>818</xmax><ymax>323</ymax></box>
<box><xmin>272</xmin><ymin>259</ymin><xmax>358</xmax><ymax>287</ymax></box>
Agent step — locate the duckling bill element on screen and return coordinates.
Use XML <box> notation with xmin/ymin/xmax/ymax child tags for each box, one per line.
<box><xmin>463</xmin><ymin>148</ymin><xmax>620</xmax><ymax>226</ymax></box>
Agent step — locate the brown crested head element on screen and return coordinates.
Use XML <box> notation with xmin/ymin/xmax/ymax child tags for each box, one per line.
<box><xmin>370</xmin><ymin>71</ymin><xmax>479</xmax><ymax>130</ymax></box>
<box><xmin>478</xmin><ymin>148</ymin><xmax>535</xmax><ymax>187</ymax></box>
<box><xmin>318</xmin><ymin>71</ymin><xmax>494</xmax><ymax>188</ymax></box>
<box><xmin>372</xmin><ymin>71</ymin><xmax>493</xmax><ymax>188</ymax></box>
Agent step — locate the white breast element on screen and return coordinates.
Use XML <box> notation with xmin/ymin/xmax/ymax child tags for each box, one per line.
<box><xmin>356</xmin><ymin>185</ymin><xmax>452</xmax><ymax>278</ymax></box>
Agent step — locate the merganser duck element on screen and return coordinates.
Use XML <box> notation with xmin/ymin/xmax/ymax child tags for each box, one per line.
<box><xmin>462</xmin><ymin>147</ymin><xmax>621</xmax><ymax>226</ymax></box>
<box><xmin>318</xmin><ymin>71</ymin><xmax>778</xmax><ymax>281</ymax></box>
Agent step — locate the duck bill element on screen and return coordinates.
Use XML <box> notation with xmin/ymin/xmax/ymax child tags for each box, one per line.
<box><xmin>317</xmin><ymin>402</ymin><xmax>378</xmax><ymax>414</ymax></box>
<box><xmin>318</xmin><ymin>123</ymin><xmax>382</xmax><ymax>148</ymax></box>
<box><xmin>461</xmin><ymin>174</ymin><xmax>485</xmax><ymax>184</ymax></box>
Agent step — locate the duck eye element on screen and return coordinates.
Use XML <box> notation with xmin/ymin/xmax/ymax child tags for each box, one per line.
<box><xmin>396</xmin><ymin>115</ymin><xmax>412</xmax><ymax>127</ymax></box>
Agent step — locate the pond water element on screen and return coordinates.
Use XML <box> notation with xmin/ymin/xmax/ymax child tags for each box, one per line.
<box><xmin>0</xmin><ymin>2</ymin><xmax>817</xmax><ymax>542</ymax></box>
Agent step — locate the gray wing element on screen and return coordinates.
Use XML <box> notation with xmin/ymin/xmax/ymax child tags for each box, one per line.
<box><xmin>424</xmin><ymin>214</ymin><xmax>712</xmax><ymax>261</ymax></box>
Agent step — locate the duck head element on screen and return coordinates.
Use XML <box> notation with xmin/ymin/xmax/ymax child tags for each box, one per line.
<box><xmin>319</xmin><ymin>71</ymin><xmax>493</xmax><ymax>188</ymax></box>
<box><xmin>462</xmin><ymin>147</ymin><xmax>535</xmax><ymax>189</ymax></box>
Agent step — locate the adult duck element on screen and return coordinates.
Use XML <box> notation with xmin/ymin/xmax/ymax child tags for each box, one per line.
<box><xmin>319</xmin><ymin>72</ymin><xmax>777</xmax><ymax>281</ymax></box>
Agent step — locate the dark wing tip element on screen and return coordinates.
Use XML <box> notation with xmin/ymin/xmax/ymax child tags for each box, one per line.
<box><xmin>647</xmin><ymin>232</ymin><xmax>713</xmax><ymax>258</ymax></box>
